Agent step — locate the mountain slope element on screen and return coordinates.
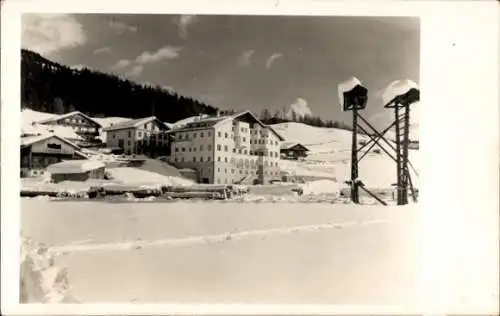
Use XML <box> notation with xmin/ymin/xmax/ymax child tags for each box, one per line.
<box><xmin>21</xmin><ymin>49</ymin><xmax>218</xmax><ymax>122</ymax></box>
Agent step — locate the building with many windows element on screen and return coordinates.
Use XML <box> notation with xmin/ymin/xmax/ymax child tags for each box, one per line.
<box><xmin>168</xmin><ymin>111</ymin><xmax>285</xmax><ymax>184</ymax></box>
<box><xmin>35</xmin><ymin>111</ymin><xmax>103</xmax><ymax>145</ymax></box>
<box><xmin>103</xmin><ymin>116</ymin><xmax>171</xmax><ymax>156</ymax></box>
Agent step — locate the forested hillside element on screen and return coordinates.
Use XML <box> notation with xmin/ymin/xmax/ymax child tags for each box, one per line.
<box><xmin>21</xmin><ymin>49</ymin><xmax>218</xmax><ymax>122</ymax></box>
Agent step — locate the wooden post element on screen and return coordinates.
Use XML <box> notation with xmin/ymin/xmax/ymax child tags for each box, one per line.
<box><xmin>351</xmin><ymin>106</ymin><xmax>359</xmax><ymax>203</ymax></box>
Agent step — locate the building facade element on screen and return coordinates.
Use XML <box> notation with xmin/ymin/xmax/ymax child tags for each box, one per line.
<box><xmin>168</xmin><ymin>111</ymin><xmax>284</xmax><ymax>185</ymax></box>
<box><xmin>103</xmin><ymin>116</ymin><xmax>171</xmax><ymax>156</ymax></box>
<box><xmin>20</xmin><ymin>134</ymin><xmax>87</xmax><ymax>177</ymax></box>
<box><xmin>35</xmin><ymin>111</ymin><xmax>103</xmax><ymax>145</ymax></box>
<box><xmin>280</xmin><ymin>142</ymin><xmax>310</xmax><ymax>160</ymax></box>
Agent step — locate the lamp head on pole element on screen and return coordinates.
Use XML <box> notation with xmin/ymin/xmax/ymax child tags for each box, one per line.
<box><xmin>338</xmin><ymin>77</ymin><xmax>368</xmax><ymax>112</ymax></box>
<box><xmin>382</xmin><ymin>79</ymin><xmax>420</xmax><ymax>108</ymax></box>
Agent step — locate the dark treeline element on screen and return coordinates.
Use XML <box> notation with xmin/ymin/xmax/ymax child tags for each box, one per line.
<box><xmin>21</xmin><ymin>49</ymin><xmax>218</xmax><ymax>122</ymax></box>
<box><xmin>258</xmin><ymin>108</ymin><xmax>354</xmax><ymax>131</ymax></box>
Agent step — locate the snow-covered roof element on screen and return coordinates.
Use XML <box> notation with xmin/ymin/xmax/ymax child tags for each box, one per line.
<box><xmin>46</xmin><ymin>160</ymin><xmax>105</xmax><ymax>174</ymax></box>
<box><xmin>20</xmin><ymin>134</ymin><xmax>81</xmax><ymax>150</ymax></box>
<box><xmin>102</xmin><ymin>116</ymin><xmax>170</xmax><ymax>132</ymax></box>
<box><xmin>382</xmin><ymin>79</ymin><xmax>419</xmax><ymax>106</ymax></box>
<box><xmin>92</xmin><ymin>116</ymin><xmax>133</xmax><ymax>128</ymax></box>
<box><xmin>170</xmin><ymin>111</ymin><xmax>285</xmax><ymax>141</ymax></box>
<box><xmin>280</xmin><ymin>142</ymin><xmax>309</xmax><ymax>151</ymax></box>
<box><xmin>36</xmin><ymin>111</ymin><xmax>103</xmax><ymax>128</ymax></box>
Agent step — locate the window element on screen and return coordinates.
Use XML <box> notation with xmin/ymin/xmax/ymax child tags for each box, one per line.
<box><xmin>175</xmin><ymin>148</ymin><xmax>179</xmax><ymax>152</ymax></box>
<box><xmin>128</xmin><ymin>131</ymin><xmax>131</xmax><ymax>138</ymax></box>
<box><xmin>218</xmin><ymin>168</ymin><xmax>220</xmax><ymax>172</ymax></box>
<box><xmin>200</xmin><ymin>156</ymin><xmax>204</xmax><ymax>162</ymax></box>
<box><xmin>232</xmin><ymin>148</ymin><xmax>236</xmax><ymax>153</ymax></box>
<box><xmin>179</xmin><ymin>134</ymin><xmax>183</xmax><ymax>140</ymax></box>
<box><xmin>218</xmin><ymin>156</ymin><xmax>221</xmax><ymax>161</ymax></box>
<box><xmin>225</xmin><ymin>168</ymin><xmax>227</xmax><ymax>173</ymax></box>
<box><xmin>218</xmin><ymin>132</ymin><xmax>222</xmax><ymax>137</ymax></box>
<box><xmin>241</xmin><ymin>127</ymin><xmax>244</xmax><ymax>132</ymax></box>
<box><xmin>231</xmin><ymin>169</ymin><xmax>235</xmax><ymax>173</ymax></box>
<box><xmin>189</xmin><ymin>148</ymin><xmax>192</xmax><ymax>152</ymax></box>
<box><xmin>208</xmin><ymin>145</ymin><xmax>212</xmax><ymax>151</ymax></box>
<box><xmin>201</xmin><ymin>132</ymin><xmax>204</xmax><ymax>137</ymax></box>
<box><xmin>208</xmin><ymin>156</ymin><xmax>211</xmax><ymax>161</ymax></box>
<box><xmin>244</xmin><ymin>150</ymin><xmax>247</xmax><ymax>155</ymax></box>
<box><xmin>113</xmin><ymin>134</ymin><xmax>116</xmax><ymax>139</ymax></box>
<box><xmin>238</xmin><ymin>149</ymin><xmax>242</xmax><ymax>154</ymax></box>
<box><xmin>224</xmin><ymin>132</ymin><xmax>228</xmax><ymax>138</ymax></box>
<box><xmin>193</xmin><ymin>157</ymin><xmax>197</xmax><ymax>162</ymax></box>
<box><xmin>194</xmin><ymin>132</ymin><xmax>197</xmax><ymax>138</ymax></box>
<box><xmin>217</xmin><ymin>144</ymin><xmax>221</xmax><ymax>151</ymax></box>
<box><xmin>181</xmin><ymin>147</ymin><xmax>186</xmax><ymax>152</ymax></box>
<box><xmin>224</xmin><ymin>145</ymin><xmax>228</xmax><ymax>152</ymax></box>
<box><xmin>243</xmin><ymin>137</ymin><xmax>246</xmax><ymax>142</ymax></box>
<box><xmin>128</xmin><ymin>140</ymin><xmax>131</xmax><ymax>146</ymax></box>
<box><xmin>200</xmin><ymin>145</ymin><xmax>204</xmax><ymax>151</ymax></box>
<box><xmin>250</xmin><ymin>140</ymin><xmax>252</xmax><ymax>144</ymax></box>
<box><xmin>208</xmin><ymin>132</ymin><xmax>212</xmax><ymax>137</ymax></box>
<box><xmin>224</xmin><ymin>157</ymin><xmax>228</xmax><ymax>163</ymax></box>
<box><xmin>181</xmin><ymin>157</ymin><xmax>185</xmax><ymax>162</ymax></box>
<box><xmin>193</xmin><ymin>147</ymin><xmax>197</xmax><ymax>152</ymax></box>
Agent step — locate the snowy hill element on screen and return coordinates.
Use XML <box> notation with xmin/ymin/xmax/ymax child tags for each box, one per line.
<box><xmin>272</xmin><ymin>122</ymin><xmax>419</xmax><ymax>189</ymax></box>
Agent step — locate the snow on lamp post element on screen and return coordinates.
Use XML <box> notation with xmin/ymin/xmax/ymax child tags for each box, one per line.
<box><xmin>338</xmin><ymin>77</ymin><xmax>368</xmax><ymax>204</ymax></box>
<box><xmin>382</xmin><ymin>79</ymin><xmax>420</xmax><ymax>205</ymax></box>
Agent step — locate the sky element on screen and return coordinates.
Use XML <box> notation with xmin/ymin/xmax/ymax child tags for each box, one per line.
<box><xmin>21</xmin><ymin>14</ymin><xmax>420</xmax><ymax>127</ymax></box>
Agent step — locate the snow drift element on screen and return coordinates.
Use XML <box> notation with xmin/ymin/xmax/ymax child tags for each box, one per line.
<box><xmin>20</xmin><ymin>234</ymin><xmax>77</xmax><ymax>303</ymax></box>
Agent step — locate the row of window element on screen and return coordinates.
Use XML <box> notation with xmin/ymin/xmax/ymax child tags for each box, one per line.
<box><xmin>175</xmin><ymin>144</ymin><xmax>213</xmax><ymax>153</ymax></box>
<box><xmin>173</xmin><ymin>155</ymin><xmax>279</xmax><ymax>168</ymax></box>
<box><xmin>136</xmin><ymin>131</ymin><xmax>168</xmax><ymax>139</ymax></box>
<box><xmin>177</xmin><ymin>130</ymin><xmax>212</xmax><ymax>141</ymax></box>
<box><xmin>174</xmin><ymin>130</ymin><xmax>278</xmax><ymax>146</ymax></box>
<box><xmin>216</xmin><ymin>168</ymin><xmax>279</xmax><ymax>176</ymax></box>
<box><xmin>59</xmin><ymin>125</ymin><xmax>98</xmax><ymax>133</ymax></box>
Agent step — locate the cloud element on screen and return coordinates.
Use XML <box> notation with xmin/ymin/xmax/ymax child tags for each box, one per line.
<box><xmin>285</xmin><ymin>98</ymin><xmax>313</xmax><ymax>119</ymax></box>
<box><xmin>237</xmin><ymin>49</ymin><xmax>254</xmax><ymax>67</ymax></box>
<box><xmin>265</xmin><ymin>53</ymin><xmax>283</xmax><ymax>69</ymax></box>
<box><xmin>112</xmin><ymin>59</ymin><xmax>131</xmax><ymax>70</ymax></box>
<box><xmin>136</xmin><ymin>46</ymin><xmax>182</xmax><ymax>64</ymax></box>
<box><xmin>109</xmin><ymin>19</ymin><xmax>138</xmax><ymax>33</ymax></box>
<box><xmin>22</xmin><ymin>14</ymin><xmax>86</xmax><ymax>55</ymax></box>
<box><xmin>175</xmin><ymin>15</ymin><xmax>198</xmax><ymax>38</ymax></box>
<box><xmin>125</xmin><ymin>65</ymin><xmax>144</xmax><ymax>77</ymax></box>
<box><xmin>93</xmin><ymin>46</ymin><xmax>111</xmax><ymax>55</ymax></box>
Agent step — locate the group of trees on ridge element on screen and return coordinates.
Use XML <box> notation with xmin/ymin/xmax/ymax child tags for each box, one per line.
<box><xmin>21</xmin><ymin>49</ymin><xmax>218</xmax><ymax>122</ymax></box>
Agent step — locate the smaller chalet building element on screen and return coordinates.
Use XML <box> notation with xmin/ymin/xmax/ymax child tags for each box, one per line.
<box><xmin>20</xmin><ymin>134</ymin><xmax>87</xmax><ymax>177</ymax></box>
<box><xmin>47</xmin><ymin>160</ymin><xmax>105</xmax><ymax>183</ymax></box>
<box><xmin>280</xmin><ymin>142</ymin><xmax>309</xmax><ymax>160</ymax></box>
<box><xmin>35</xmin><ymin>111</ymin><xmax>103</xmax><ymax>146</ymax></box>
<box><xmin>103</xmin><ymin>116</ymin><xmax>171</xmax><ymax>157</ymax></box>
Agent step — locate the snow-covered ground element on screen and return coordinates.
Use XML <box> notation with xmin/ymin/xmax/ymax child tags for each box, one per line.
<box><xmin>21</xmin><ymin>199</ymin><xmax>420</xmax><ymax>305</ymax></box>
<box><xmin>272</xmin><ymin>122</ymin><xmax>420</xmax><ymax>189</ymax></box>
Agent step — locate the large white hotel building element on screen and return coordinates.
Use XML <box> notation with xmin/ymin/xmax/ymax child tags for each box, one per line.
<box><xmin>168</xmin><ymin>111</ymin><xmax>285</xmax><ymax>184</ymax></box>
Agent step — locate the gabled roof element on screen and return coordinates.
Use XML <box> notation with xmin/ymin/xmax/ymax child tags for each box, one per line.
<box><xmin>102</xmin><ymin>116</ymin><xmax>170</xmax><ymax>132</ymax></box>
<box><xmin>36</xmin><ymin>111</ymin><xmax>103</xmax><ymax>128</ymax></box>
<box><xmin>20</xmin><ymin>134</ymin><xmax>81</xmax><ymax>150</ymax></box>
<box><xmin>280</xmin><ymin>142</ymin><xmax>309</xmax><ymax>151</ymax></box>
<box><xmin>169</xmin><ymin>111</ymin><xmax>285</xmax><ymax>141</ymax></box>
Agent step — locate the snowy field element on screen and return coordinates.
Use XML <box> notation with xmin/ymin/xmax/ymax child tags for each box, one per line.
<box><xmin>21</xmin><ymin>199</ymin><xmax>420</xmax><ymax>305</ymax></box>
<box><xmin>273</xmin><ymin>122</ymin><xmax>420</xmax><ymax>188</ymax></box>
